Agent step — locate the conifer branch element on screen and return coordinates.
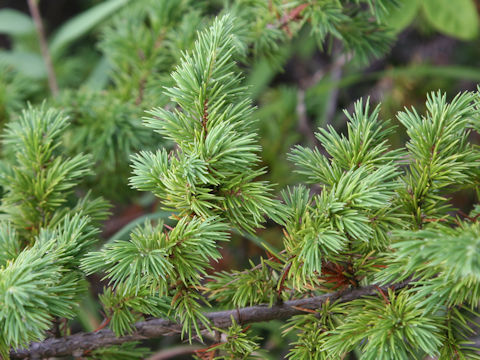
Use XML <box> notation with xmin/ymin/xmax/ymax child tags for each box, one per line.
<box><xmin>9</xmin><ymin>279</ymin><xmax>412</xmax><ymax>359</ymax></box>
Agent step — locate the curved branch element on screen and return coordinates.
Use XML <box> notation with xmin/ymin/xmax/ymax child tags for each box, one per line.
<box><xmin>10</xmin><ymin>279</ymin><xmax>412</xmax><ymax>359</ymax></box>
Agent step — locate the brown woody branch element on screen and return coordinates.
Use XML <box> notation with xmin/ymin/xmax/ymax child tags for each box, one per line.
<box><xmin>27</xmin><ymin>0</ymin><xmax>59</xmax><ymax>96</ymax></box>
<box><xmin>10</xmin><ymin>279</ymin><xmax>412</xmax><ymax>359</ymax></box>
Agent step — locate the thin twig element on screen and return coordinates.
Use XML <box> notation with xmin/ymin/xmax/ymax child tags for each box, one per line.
<box><xmin>295</xmin><ymin>50</ymin><xmax>347</xmax><ymax>147</ymax></box>
<box><xmin>10</xmin><ymin>279</ymin><xmax>412</xmax><ymax>359</ymax></box>
<box><xmin>147</xmin><ymin>345</ymin><xmax>203</xmax><ymax>360</ymax></box>
<box><xmin>296</xmin><ymin>89</ymin><xmax>319</xmax><ymax>147</ymax></box>
<box><xmin>27</xmin><ymin>0</ymin><xmax>59</xmax><ymax>96</ymax></box>
<box><xmin>324</xmin><ymin>55</ymin><xmax>345</xmax><ymax>126</ymax></box>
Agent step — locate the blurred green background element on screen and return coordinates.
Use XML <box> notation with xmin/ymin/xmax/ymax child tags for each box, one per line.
<box><xmin>1</xmin><ymin>0</ymin><xmax>480</xmax><ymax>358</ymax></box>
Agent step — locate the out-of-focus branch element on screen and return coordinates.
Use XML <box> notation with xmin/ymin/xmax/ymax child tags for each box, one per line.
<box><xmin>27</xmin><ymin>0</ymin><xmax>59</xmax><ymax>96</ymax></box>
<box><xmin>296</xmin><ymin>51</ymin><xmax>347</xmax><ymax>147</ymax></box>
<box><xmin>147</xmin><ymin>345</ymin><xmax>203</xmax><ymax>360</ymax></box>
<box><xmin>296</xmin><ymin>89</ymin><xmax>319</xmax><ymax>146</ymax></box>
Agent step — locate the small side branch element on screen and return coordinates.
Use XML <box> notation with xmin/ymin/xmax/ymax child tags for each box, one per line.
<box><xmin>27</xmin><ymin>0</ymin><xmax>59</xmax><ymax>96</ymax></box>
<box><xmin>10</xmin><ymin>279</ymin><xmax>412</xmax><ymax>359</ymax></box>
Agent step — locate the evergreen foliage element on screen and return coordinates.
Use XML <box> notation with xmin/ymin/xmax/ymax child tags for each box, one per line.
<box><xmin>2</xmin><ymin>1</ymin><xmax>480</xmax><ymax>360</ymax></box>
<box><xmin>49</xmin><ymin>0</ymin><xmax>204</xmax><ymax>198</ymax></box>
<box><xmin>277</xmin><ymin>91</ymin><xmax>480</xmax><ymax>359</ymax></box>
<box><xmin>130</xmin><ymin>15</ymin><xmax>286</xmax><ymax>232</ymax></box>
<box><xmin>57</xmin><ymin>89</ymin><xmax>157</xmax><ymax>199</ymax></box>
<box><xmin>0</xmin><ymin>64</ymin><xmax>34</xmax><ymax>127</ymax></box>
<box><xmin>208</xmin><ymin>318</ymin><xmax>262</xmax><ymax>359</ymax></box>
<box><xmin>0</xmin><ymin>107</ymin><xmax>109</xmax><ymax>358</ymax></box>
<box><xmin>99</xmin><ymin>0</ymin><xmax>203</xmax><ymax>108</ymax></box>
<box><xmin>228</xmin><ymin>0</ymin><xmax>395</xmax><ymax>64</ymax></box>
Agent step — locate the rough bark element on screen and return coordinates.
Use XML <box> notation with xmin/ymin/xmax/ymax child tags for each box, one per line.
<box><xmin>10</xmin><ymin>279</ymin><xmax>411</xmax><ymax>359</ymax></box>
